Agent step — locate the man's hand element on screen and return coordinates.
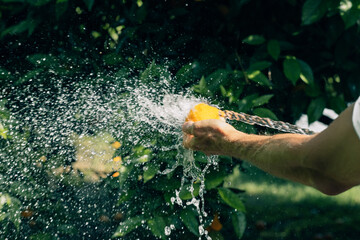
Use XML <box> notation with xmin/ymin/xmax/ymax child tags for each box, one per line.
<box><xmin>182</xmin><ymin>119</ymin><xmax>246</xmax><ymax>156</ymax></box>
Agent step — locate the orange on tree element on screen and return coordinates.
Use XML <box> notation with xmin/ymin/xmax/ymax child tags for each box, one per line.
<box><xmin>112</xmin><ymin>172</ymin><xmax>120</xmax><ymax>177</ymax></box>
<box><xmin>113</xmin><ymin>156</ymin><xmax>122</xmax><ymax>162</ymax></box>
<box><xmin>111</xmin><ymin>141</ymin><xmax>121</xmax><ymax>149</ymax></box>
<box><xmin>210</xmin><ymin>212</ymin><xmax>223</xmax><ymax>231</ymax></box>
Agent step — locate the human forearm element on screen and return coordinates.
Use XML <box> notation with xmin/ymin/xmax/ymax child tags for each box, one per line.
<box><xmin>224</xmin><ymin>131</ymin><xmax>317</xmax><ymax>187</ymax></box>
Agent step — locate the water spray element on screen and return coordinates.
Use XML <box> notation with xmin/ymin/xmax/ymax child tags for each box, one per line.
<box><xmin>186</xmin><ymin>103</ymin><xmax>315</xmax><ymax>135</ymax></box>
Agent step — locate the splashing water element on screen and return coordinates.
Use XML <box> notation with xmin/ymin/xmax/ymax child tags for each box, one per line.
<box><xmin>0</xmin><ymin>71</ymin><xmax>220</xmax><ymax>238</ymax></box>
<box><xmin>0</xmin><ymin>68</ymin><xmax>314</xmax><ymax>238</ymax></box>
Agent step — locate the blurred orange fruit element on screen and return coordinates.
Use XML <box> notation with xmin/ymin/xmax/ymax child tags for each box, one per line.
<box><xmin>185</xmin><ymin>103</ymin><xmax>222</xmax><ymax>122</ymax></box>
<box><xmin>21</xmin><ymin>209</ymin><xmax>34</xmax><ymax>218</ymax></box>
<box><xmin>111</xmin><ymin>141</ymin><xmax>121</xmax><ymax>149</ymax></box>
<box><xmin>113</xmin><ymin>156</ymin><xmax>122</xmax><ymax>162</ymax></box>
<box><xmin>112</xmin><ymin>172</ymin><xmax>120</xmax><ymax>177</ymax></box>
<box><xmin>210</xmin><ymin>213</ymin><xmax>223</xmax><ymax>231</ymax></box>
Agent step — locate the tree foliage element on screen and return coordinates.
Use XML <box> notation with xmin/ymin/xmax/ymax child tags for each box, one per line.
<box><xmin>0</xmin><ymin>0</ymin><xmax>359</xmax><ymax>239</ymax></box>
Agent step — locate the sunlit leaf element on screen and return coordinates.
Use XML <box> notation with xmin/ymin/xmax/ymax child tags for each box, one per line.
<box><xmin>112</xmin><ymin>216</ymin><xmax>143</xmax><ymax>237</ymax></box>
<box><xmin>193</xmin><ymin>76</ymin><xmax>208</xmax><ymax>95</ymax></box>
<box><xmin>147</xmin><ymin>216</ymin><xmax>167</xmax><ymax>239</ymax></box>
<box><xmin>242</xmin><ymin>35</ymin><xmax>265</xmax><ymax>45</ymax></box>
<box><xmin>247</xmin><ymin>71</ymin><xmax>271</xmax><ymax>87</ymax></box>
<box><xmin>251</xmin><ymin>94</ymin><xmax>274</xmax><ymax>107</ymax></box>
<box><xmin>218</xmin><ymin>188</ymin><xmax>246</xmax><ymax>212</ymax></box>
<box><xmin>180</xmin><ymin>208</ymin><xmax>200</xmax><ymax>236</ymax></box>
<box><xmin>297</xmin><ymin>59</ymin><xmax>314</xmax><ymax>85</ymax></box>
<box><xmin>179</xmin><ymin>183</ymin><xmax>200</xmax><ymax>200</ymax></box>
<box><xmin>143</xmin><ymin>163</ymin><xmax>159</xmax><ymax>183</ymax></box>
<box><xmin>339</xmin><ymin>0</ymin><xmax>360</xmax><ymax>29</ymax></box>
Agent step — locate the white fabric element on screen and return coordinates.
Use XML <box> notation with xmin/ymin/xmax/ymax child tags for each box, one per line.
<box><xmin>353</xmin><ymin>96</ymin><xmax>360</xmax><ymax>140</ymax></box>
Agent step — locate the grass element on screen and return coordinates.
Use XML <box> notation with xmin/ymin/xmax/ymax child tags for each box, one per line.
<box><xmin>225</xmin><ymin>164</ymin><xmax>360</xmax><ymax>240</ymax></box>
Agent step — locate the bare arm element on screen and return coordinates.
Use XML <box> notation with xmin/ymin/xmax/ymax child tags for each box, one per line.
<box><xmin>182</xmin><ymin>105</ymin><xmax>360</xmax><ymax>195</ymax></box>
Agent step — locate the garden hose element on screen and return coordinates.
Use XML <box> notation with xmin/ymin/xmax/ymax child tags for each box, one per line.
<box><xmin>186</xmin><ymin>103</ymin><xmax>315</xmax><ymax>135</ymax></box>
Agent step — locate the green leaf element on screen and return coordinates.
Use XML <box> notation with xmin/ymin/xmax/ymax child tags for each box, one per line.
<box><xmin>251</xmin><ymin>94</ymin><xmax>274</xmax><ymax>107</ymax></box>
<box><xmin>218</xmin><ymin>188</ymin><xmax>246</xmax><ymax>212</ymax></box>
<box><xmin>56</xmin><ymin>0</ymin><xmax>69</xmax><ymax>20</ymax></box>
<box><xmin>151</xmin><ymin>177</ymin><xmax>181</xmax><ymax>191</ymax></box>
<box><xmin>340</xmin><ymin>0</ymin><xmax>360</xmax><ymax>29</ymax></box>
<box><xmin>15</xmin><ymin>69</ymin><xmax>44</xmax><ymax>86</ymax></box>
<box><xmin>206</xmin><ymin>69</ymin><xmax>231</xmax><ymax>92</ymax></box>
<box><xmin>242</xmin><ymin>35</ymin><xmax>265</xmax><ymax>45</ymax></box>
<box><xmin>297</xmin><ymin>59</ymin><xmax>314</xmax><ymax>85</ymax></box>
<box><xmin>1</xmin><ymin>19</ymin><xmax>39</xmax><ymax>38</ymax></box>
<box><xmin>118</xmin><ymin>190</ymin><xmax>135</xmax><ymax>204</ymax></box>
<box><xmin>193</xmin><ymin>76</ymin><xmax>208</xmax><ymax>95</ymax></box>
<box><xmin>0</xmin><ymin>193</ymin><xmax>21</xmax><ymax>230</ymax></box>
<box><xmin>283</xmin><ymin>57</ymin><xmax>301</xmax><ymax>85</ymax></box>
<box><xmin>302</xmin><ymin>0</ymin><xmax>327</xmax><ymax>25</ymax></box>
<box><xmin>180</xmin><ymin>208</ymin><xmax>200</xmax><ymax>236</ymax></box>
<box><xmin>205</xmin><ymin>168</ymin><xmax>228</xmax><ymax>190</ymax></box>
<box><xmin>147</xmin><ymin>216</ymin><xmax>167</xmax><ymax>239</ymax></box>
<box><xmin>28</xmin><ymin>0</ymin><xmax>51</xmax><ymax>6</ymax></box>
<box><xmin>247</xmin><ymin>61</ymin><xmax>272</xmax><ymax>72</ymax></box>
<box><xmin>247</xmin><ymin>71</ymin><xmax>271</xmax><ymax>87</ymax></box>
<box><xmin>143</xmin><ymin>163</ymin><xmax>159</xmax><ymax>183</ymax></box>
<box><xmin>30</xmin><ymin>233</ymin><xmax>53</xmax><ymax>240</ymax></box>
<box><xmin>83</xmin><ymin>0</ymin><xmax>95</xmax><ymax>11</ymax></box>
<box><xmin>27</xmin><ymin>54</ymin><xmax>58</xmax><ymax>67</ymax></box>
<box><xmin>140</xmin><ymin>62</ymin><xmax>171</xmax><ymax>83</ymax></box>
<box><xmin>253</xmin><ymin>108</ymin><xmax>278</xmax><ymax>121</ymax></box>
<box><xmin>328</xmin><ymin>95</ymin><xmax>347</xmax><ymax>114</ymax></box>
<box><xmin>179</xmin><ymin>183</ymin><xmax>200</xmax><ymax>200</ymax></box>
<box><xmin>103</xmin><ymin>53</ymin><xmax>124</xmax><ymax>65</ymax></box>
<box><xmin>176</xmin><ymin>62</ymin><xmax>195</xmax><ymax>84</ymax></box>
<box><xmin>232</xmin><ymin>211</ymin><xmax>246</xmax><ymax>239</ymax></box>
<box><xmin>267</xmin><ymin>40</ymin><xmax>281</xmax><ymax>60</ymax></box>
<box><xmin>112</xmin><ymin>216</ymin><xmax>143</xmax><ymax>238</ymax></box>
<box><xmin>208</xmin><ymin>231</ymin><xmax>225</xmax><ymax>240</ymax></box>
<box><xmin>307</xmin><ymin>97</ymin><xmax>326</xmax><ymax>124</ymax></box>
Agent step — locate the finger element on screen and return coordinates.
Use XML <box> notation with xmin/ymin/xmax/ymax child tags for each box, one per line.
<box><xmin>182</xmin><ymin>121</ymin><xmax>194</xmax><ymax>135</ymax></box>
<box><xmin>183</xmin><ymin>134</ymin><xmax>194</xmax><ymax>149</ymax></box>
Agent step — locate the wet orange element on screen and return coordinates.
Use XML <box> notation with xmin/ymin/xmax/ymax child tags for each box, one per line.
<box><xmin>185</xmin><ymin>103</ymin><xmax>222</xmax><ymax>122</ymax></box>
<box><xmin>210</xmin><ymin>213</ymin><xmax>223</xmax><ymax>231</ymax></box>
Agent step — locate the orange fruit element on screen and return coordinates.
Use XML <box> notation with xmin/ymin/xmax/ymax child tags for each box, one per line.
<box><xmin>113</xmin><ymin>156</ymin><xmax>122</xmax><ymax>162</ymax></box>
<box><xmin>112</xmin><ymin>172</ymin><xmax>120</xmax><ymax>177</ymax></box>
<box><xmin>21</xmin><ymin>209</ymin><xmax>34</xmax><ymax>218</ymax></box>
<box><xmin>185</xmin><ymin>103</ymin><xmax>222</xmax><ymax>122</ymax></box>
<box><xmin>111</xmin><ymin>141</ymin><xmax>121</xmax><ymax>149</ymax></box>
<box><xmin>210</xmin><ymin>213</ymin><xmax>223</xmax><ymax>231</ymax></box>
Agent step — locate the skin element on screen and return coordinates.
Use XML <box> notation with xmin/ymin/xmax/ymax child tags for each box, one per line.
<box><xmin>182</xmin><ymin>104</ymin><xmax>360</xmax><ymax>195</ymax></box>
